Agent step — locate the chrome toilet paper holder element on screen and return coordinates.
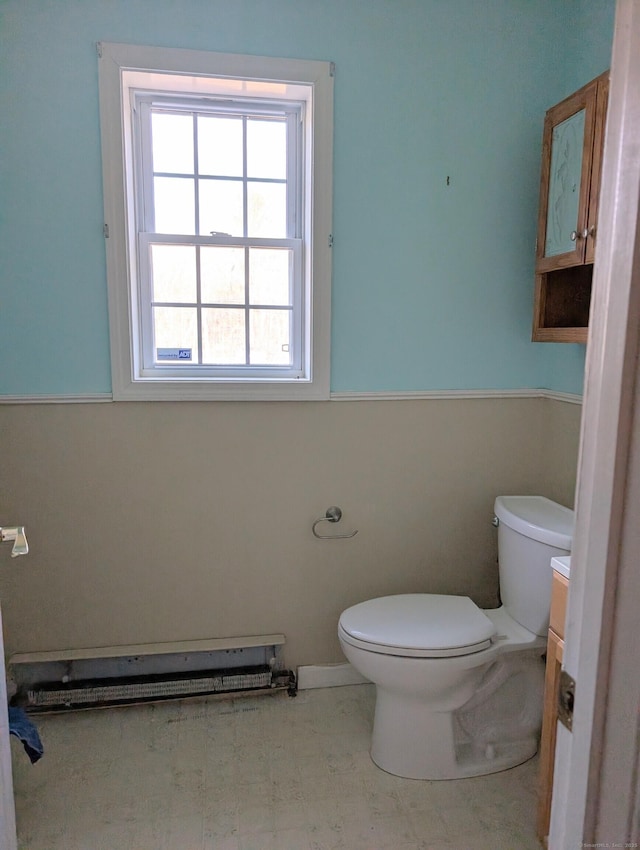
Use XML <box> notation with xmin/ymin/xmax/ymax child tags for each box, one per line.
<box><xmin>312</xmin><ymin>507</ymin><xmax>358</xmax><ymax>540</ymax></box>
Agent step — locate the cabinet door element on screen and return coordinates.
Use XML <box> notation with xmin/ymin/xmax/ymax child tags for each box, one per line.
<box><xmin>537</xmin><ymin>628</ymin><xmax>564</xmax><ymax>845</ymax></box>
<box><xmin>536</xmin><ymin>81</ymin><xmax>598</xmax><ymax>273</ymax></box>
<box><xmin>585</xmin><ymin>75</ymin><xmax>609</xmax><ymax>265</ymax></box>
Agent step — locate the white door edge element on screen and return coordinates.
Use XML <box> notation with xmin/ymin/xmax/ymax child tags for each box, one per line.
<box><xmin>550</xmin><ymin>0</ymin><xmax>640</xmax><ymax>845</ymax></box>
<box><xmin>0</xmin><ymin>600</ymin><xmax>18</xmax><ymax>850</ymax></box>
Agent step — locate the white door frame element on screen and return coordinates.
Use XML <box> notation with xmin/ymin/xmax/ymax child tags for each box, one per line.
<box><xmin>550</xmin><ymin>0</ymin><xmax>640</xmax><ymax>845</ymax></box>
<box><xmin>0</xmin><ymin>599</ymin><xmax>18</xmax><ymax>850</ymax></box>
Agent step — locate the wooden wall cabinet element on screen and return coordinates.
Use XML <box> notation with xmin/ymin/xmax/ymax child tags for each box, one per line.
<box><xmin>537</xmin><ymin>569</ymin><xmax>569</xmax><ymax>846</ymax></box>
<box><xmin>533</xmin><ymin>72</ymin><xmax>609</xmax><ymax>343</ymax></box>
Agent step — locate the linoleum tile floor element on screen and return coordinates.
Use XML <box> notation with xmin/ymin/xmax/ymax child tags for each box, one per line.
<box><xmin>11</xmin><ymin>684</ymin><xmax>541</xmax><ymax>850</ymax></box>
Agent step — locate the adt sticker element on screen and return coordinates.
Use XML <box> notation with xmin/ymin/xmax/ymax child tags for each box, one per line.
<box><xmin>157</xmin><ymin>348</ymin><xmax>192</xmax><ymax>361</ymax></box>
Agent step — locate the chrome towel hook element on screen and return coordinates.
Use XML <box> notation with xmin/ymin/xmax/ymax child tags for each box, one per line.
<box><xmin>312</xmin><ymin>506</ymin><xmax>358</xmax><ymax>539</ymax></box>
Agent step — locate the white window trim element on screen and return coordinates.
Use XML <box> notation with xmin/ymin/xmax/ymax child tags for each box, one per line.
<box><xmin>98</xmin><ymin>42</ymin><xmax>333</xmax><ymax>401</ymax></box>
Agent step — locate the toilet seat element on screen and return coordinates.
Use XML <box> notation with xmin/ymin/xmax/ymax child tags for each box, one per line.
<box><xmin>338</xmin><ymin>594</ymin><xmax>497</xmax><ymax>658</ymax></box>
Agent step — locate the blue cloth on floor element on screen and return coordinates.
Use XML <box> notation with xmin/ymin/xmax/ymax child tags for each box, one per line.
<box><xmin>8</xmin><ymin>706</ymin><xmax>43</xmax><ymax>763</ymax></box>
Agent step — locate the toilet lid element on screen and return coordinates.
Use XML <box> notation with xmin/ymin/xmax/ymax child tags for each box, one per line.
<box><xmin>339</xmin><ymin>594</ymin><xmax>497</xmax><ymax>658</ymax></box>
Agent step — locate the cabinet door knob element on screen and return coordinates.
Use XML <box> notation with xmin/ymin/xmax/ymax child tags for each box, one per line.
<box><xmin>570</xmin><ymin>230</ymin><xmax>578</xmax><ymax>241</ymax></box>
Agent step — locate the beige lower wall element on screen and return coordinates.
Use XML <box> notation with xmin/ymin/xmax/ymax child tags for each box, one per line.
<box><xmin>540</xmin><ymin>397</ymin><xmax>583</xmax><ymax>509</ymax></box>
<box><xmin>0</xmin><ymin>397</ymin><xmax>581</xmax><ymax>670</ymax></box>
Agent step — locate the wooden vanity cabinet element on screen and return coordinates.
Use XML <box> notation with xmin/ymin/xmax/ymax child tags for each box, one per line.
<box><xmin>537</xmin><ymin>569</ymin><xmax>569</xmax><ymax>846</ymax></box>
<box><xmin>532</xmin><ymin>71</ymin><xmax>609</xmax><ymax>343</ymax></box>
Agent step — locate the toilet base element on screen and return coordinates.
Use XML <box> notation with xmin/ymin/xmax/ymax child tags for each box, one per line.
<box><xmin>372</xmin><ymin>729</ymin><xmax>538</xmax><ymax>780</ymax></box>
<box><xmin>371</xmin><ymin>686</ymin><xmax>538</xmax><ymax>780</ymax></box>
<box><xmin>339</xmin><ymin>605</ymin><xmax>546</xmax><ymax>781</ymax></box>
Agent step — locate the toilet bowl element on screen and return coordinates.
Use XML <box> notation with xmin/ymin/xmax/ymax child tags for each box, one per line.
<box><xmin>338</xmin><ymin>495</ymin><xmax>574</xmax><ymax>780</ymax></box>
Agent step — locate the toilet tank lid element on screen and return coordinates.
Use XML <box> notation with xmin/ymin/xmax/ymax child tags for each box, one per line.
<box><xmin>494</xmin><ymin>496</ymin><xmax>574</xmax><ymax>550</ymax></box>
<box><xmin>339</xmin><ymin>594</ymin><xmax>496</xmax><ymax>653</ymax></box>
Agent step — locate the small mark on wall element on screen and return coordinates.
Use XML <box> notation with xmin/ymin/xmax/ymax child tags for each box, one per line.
<box><xmin>446</xmin><ymin>176</ymin><xmax>450</xmax><ymax>186</ymax></box>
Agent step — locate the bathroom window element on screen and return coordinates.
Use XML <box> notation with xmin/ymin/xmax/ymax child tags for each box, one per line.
<box><xmin>98</xmin><ymin>43</ymin><xmax>333</xmax><ymax>400</ymax></box>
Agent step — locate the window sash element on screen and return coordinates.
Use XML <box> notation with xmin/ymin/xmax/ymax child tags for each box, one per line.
<box><xmin>135</xmin><ymin>96</ymin><xmax>302</xmax><ymax>239</ymax></box>
<box><xmin>137</xmin><ymin>233</ymin><xmax>304</xmax><ymax>379</ymax></box>
<box><xmin>133</xmin><ymin>94</ymin><xmax>305</xmax><ymax>379</ymax></box>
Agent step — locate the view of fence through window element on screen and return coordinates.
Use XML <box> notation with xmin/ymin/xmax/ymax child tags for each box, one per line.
<box><xmin>148</xmin><ymin>110</ymin><xmax>294</xmax><ymax>367</ymax></box>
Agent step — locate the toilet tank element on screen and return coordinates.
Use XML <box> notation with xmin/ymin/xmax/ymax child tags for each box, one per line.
<box><xmin>494</xmin><ymin>496</ymin><xmax>574</xmax><ymax>636</ymax></box>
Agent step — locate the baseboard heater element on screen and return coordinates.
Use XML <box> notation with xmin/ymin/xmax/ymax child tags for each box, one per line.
<box><xmin>9</xmin><ymin>634</ymin><xmax>296</xmax><ymax>713</ymax></box>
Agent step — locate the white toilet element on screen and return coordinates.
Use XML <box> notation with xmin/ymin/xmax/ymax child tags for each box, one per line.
<box><xmin>338</xmin><ymin>495</ymin><xmax>574</xmax><ymax>780</ymax></box>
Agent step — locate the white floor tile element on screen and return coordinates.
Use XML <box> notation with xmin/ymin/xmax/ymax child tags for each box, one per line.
<box><xmin>11</xmin><ymin>684</ymin><xmax>542</xmax><ymax>849</ymax></box>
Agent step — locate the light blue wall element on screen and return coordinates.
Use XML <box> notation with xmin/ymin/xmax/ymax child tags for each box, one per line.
<box><xmin>0</xmin><ymin>0</ymin><xmax>614</xmax><ymax>396</ymax></box>
<box><xmin>539</xmin><ymin>0</ymin><xmax>615</xmax><ymax>395</ymax></box>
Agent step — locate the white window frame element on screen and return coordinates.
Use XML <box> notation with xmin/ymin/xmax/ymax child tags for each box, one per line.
<box><xmin>98</xmin><ymin>42</ymin><xmax>333</xmax><ymax>400</ymax></box>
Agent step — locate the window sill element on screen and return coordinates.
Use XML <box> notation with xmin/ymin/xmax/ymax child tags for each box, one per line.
<box><xmin>112</xmin><ymin>377</ymin><xmax>329</xmax><ymax>402</ymax></box>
